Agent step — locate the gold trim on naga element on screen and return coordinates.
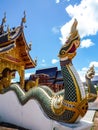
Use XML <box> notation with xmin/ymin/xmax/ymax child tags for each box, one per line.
<box><xmin>51</xmin><ymin>95</ymin><xmax>65</xmax><ymax>115</ymax></box>
<box><xmin>63</xmin><ymin>97</ymin><xmax>88</xmax><ymax>117</ymax></box>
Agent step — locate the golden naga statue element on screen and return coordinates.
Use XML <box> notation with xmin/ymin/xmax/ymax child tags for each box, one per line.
<box><xmin>25</xmin><ymin>78</ymin><xmax>39</xmax><ymax>91</ymax></box>
<box><xmin>0</xmin><ymin>19</ymin><xmax>88</xmax><ymax>124</ymax></box>
<box><xmin>85</xmin><ymin>65</ymin><xmax>97</xmax><ymax>102</ymax></box>
<box><xmin>0</xmin><ymin>68</ymin><xmax>12</xmax><ymax>93</ymax></box>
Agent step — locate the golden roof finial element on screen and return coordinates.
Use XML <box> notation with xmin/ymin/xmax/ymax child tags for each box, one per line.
<box><xmin>1</xmin><ymin>12</ymin><xmax>6</xmax><ymax>26</ymax></box>
<box><xmin>0</xmin><ymin>12</ymin><xmax>6</xmax><ymax>34</ymax></box>
<box><xmin>34</xmin><ymin>57</ymin><xmax>37</xmax><ymax>66</ymax></box>
<box><xmin>28</xmin><ymin>41</ymin><xmax>32</xmax><ymax>51</ymax></box>
<box><xmin>21</xmin><ymin>11</ymin><xmax>26</xmax><ymax>26</ymax></box>
<box><xmin>2</xmin><ymin>12</ymin><xmax>6</xmax><ymax>24</ymax></box>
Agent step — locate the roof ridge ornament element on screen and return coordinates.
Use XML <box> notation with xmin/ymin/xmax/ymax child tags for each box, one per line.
<box><xmin>1</xmin><ymin>12</ymin><xmax>6</xmax><ymax>26</ymax></box>
<box><xmin>28</xmin><ymin>41</ymin><xmax>32</xmax><ymax>51</ymax></box>
<box><xmin>34</xmin><ymin>57</ymin><xmax>37</xmax><ymax>66</ymax></box>
<box><xmin>21</xmin><ymin>11</ymin><xmax>26</xmax><ymax>26</ymax></box>
<box><xmin>0</xmin><ymin>12</ymin><xmax>6</xmax><ymax>35</ymax></box>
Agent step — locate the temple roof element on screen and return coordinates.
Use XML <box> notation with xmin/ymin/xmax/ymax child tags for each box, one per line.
<box><xmin>0</xmin><ymin>14</ymin><xmax>36</xmax><ymax>69</ymax></box>
<box><xmin>36</xmin><ymin>67</ymin><xmax>58</xmax><ymax>78</ymax></box>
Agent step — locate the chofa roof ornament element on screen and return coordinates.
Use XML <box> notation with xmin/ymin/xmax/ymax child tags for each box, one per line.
<box><xmin>0</xmin><ymin>12</ymin><xmax>6</xmax><ymax>35</ymax></box>
<box><xmin>2</xmin><ymin>12</ymin><xmax>6</xmax><ymax>25</ymax></box>
<box><xmin>21</xmin><ymin>11</ymin><xmax>26</xmax><ymax>26</ymax></box>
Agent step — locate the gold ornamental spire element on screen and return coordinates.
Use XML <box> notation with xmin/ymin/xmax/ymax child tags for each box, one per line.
<box><xmin>21</xmin><ymin>11</ymin><xmax>26</xmax><ymax>26</ymax></box>
<box><xmin>2</xmin><ymin>12</ymin><xmax>6</xmax><ymax>25</ymax></box>
<box><xmin>0</xmin><ymin>12</ymin><xmax>6</xmax><ymax>34</ymax></box>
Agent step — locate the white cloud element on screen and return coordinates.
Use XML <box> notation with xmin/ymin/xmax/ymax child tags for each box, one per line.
<box><xmin>60</xmin><ymin>0</ymin><xmax>98</xmax><ymax>44</ymax></box>
<box><xmin>78</xmin><ymin>67</ymin><xmax>88</xmax><ymax>82</ymax></box>
<box><xmin>42</xmin><ymin>59</ymin><xmax>45</xmax><ymax>63</ymax></box>
<box><xmin>40</xmin><ymin>59</ymin><xmax>47</xmax><ymax>67</ymax></box>
<box><xmin>52</xmin><ymin>26</ymin><xmax>60</xmax><ymax>34</ymax></box>
<box><xmin>89</xmin><ymin>61</ymin><xmax>98</xmax><ymax>68</ymax></box>
<box><xmin>25</xmin><ymin>72</ymin><xmax>32</xmax><ymax>79</ymax></box>
<box><xmin>51</xmin><ymin>59</ymin><xmax>59</xmax><ymax>64</ymax></box>
<box><xmin>56</xmin><ymin>0</ymin><xmax>70</xmax><ymax>4</ymax></box>
<box><xmin>80</xmin><ymin>39</ymin><xmax>94</xmax><ymax>48</ymax></box>
<box><xmin>56</xmin><ymin>0</ymin><xmax>60</xmax><ymax>4</ymax></box>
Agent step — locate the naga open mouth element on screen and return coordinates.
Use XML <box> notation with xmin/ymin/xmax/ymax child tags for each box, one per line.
<box><xmin>58</xmin><ymin>39</ymin><xmax>80</xmax><ymax>60</ymax></box>
<box><xmin>68</xmin><ymin>43</ymin><xmax>76</xmax><ymax>53</ymax></box>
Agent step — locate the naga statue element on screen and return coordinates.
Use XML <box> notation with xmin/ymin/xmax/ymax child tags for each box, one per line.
<box><xmin>0</xmin><ymin>68</ymin><xmax>13</xmax><ymax>92</ymax></box>
<box><xmin>1</xmin><ymin>19</ymin><xmax>88</xmax><ymax>124</ymax></box>
<box><xmin>85</xmin><ymin>65</ymin><xmax>97</xmax><ymax>102</ymax></box>
<box><xmin>25</xmin><ymin>77</ymin><xmax>39</xmax><ymax>91</ymax></box>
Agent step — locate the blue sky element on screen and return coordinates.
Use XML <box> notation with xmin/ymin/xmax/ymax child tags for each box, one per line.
<box><xmin>0</xmin><ymin>0</ymin><xmax>98</xmax><ymax>81</ymax></box>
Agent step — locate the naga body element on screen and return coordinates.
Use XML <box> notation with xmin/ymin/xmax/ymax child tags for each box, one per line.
<box><xmin>0</xmin><ymin>19</ymin><xmax>88</xmax><ymax>123</ymax></box>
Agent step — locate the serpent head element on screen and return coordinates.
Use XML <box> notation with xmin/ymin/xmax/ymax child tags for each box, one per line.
<box><xmin>58</xmin><ymin>19</ymin><xmax>80</xmax><ymax>61</ymax></box>
<box><xmin>86</xmin><ymin>65</ymin><xmax>95</xmax><ymax>79</ymax></box>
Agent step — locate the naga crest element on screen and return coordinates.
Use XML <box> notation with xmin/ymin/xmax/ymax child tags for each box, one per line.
<box><xmin>58</xmin><ymin>19</ymin><xmax>80</xmax><ymax>60</ymax></box>
<box><xmin>86</xmin><ymin>65</ymin><xmax>95</xmax><ymax>79</ymax></box>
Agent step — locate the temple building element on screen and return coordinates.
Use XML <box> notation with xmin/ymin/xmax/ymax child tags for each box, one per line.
<box><xmin>0</xmin><ymin>12</ymin><xmax>36</xmax><ymax>89</ymax></box>
<box><xmin>29</xmin><ymin>67</ymin><xmax>64</xmax><ymax>92</ymax></box>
